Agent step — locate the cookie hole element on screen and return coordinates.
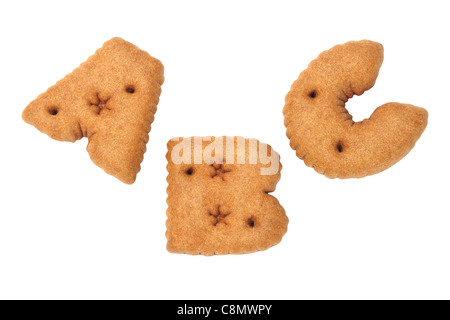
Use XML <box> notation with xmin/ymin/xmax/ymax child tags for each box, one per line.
<box><xmin>48</xmin><ymin>107</ymin><xmax>58</xmax><ymax>116</ymax></box>
<box><xmin>185</xmin><ymin>168</ymin><xmax>194</xmax><ymax>175</ymax></box>
<box><xmin>336</xmin><ymin>142</ymin><xmax>344</xmax><ymax>153</ymax></box>
<box><xmin>309</xmin><ymin>90</ymin><xmax>317</xmax><ymax>99</ymax></box>
<box><xmin>125</xmin><ymin>85</ymin><xmax>135</xmax><ymax>94</ymax></box>
<box><xmin>247</xmin><ymin>217</ymin><xmax>255</xmax><ymax>228</ymax></box>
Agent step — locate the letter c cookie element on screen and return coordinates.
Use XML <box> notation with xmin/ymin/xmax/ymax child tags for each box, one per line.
<box><xmin>283</xmin><ymin>40</ymin><xmax>428</xmax><ymax>178</ymax></box>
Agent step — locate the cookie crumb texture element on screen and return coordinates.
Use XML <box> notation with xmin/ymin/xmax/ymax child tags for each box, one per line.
<box><xmin>283</xmin><ymin>40</ymin><xmax>428</xmax><ymax>178</ymax></box>
<box><xmin>166</xmin><ymin>137</ymin><xmax>288</xmax><ymax>255</ymax></box>
<box><xmin>22</xmin><ymin>37</ymin><xmax>164</xmax><ymax>184</ymax></box>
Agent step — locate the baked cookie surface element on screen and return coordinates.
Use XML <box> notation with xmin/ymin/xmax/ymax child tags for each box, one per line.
<box><xmin>166</xmin><ymin>137</ymin><xmax>288</xmax><ymax>255</ymax></box>
<box><xmin>283</xmin><ymin>40</ymin><xmax>428</xmax><ymax>178</ymax></box>
<box><xmin>22</xmin><ymin>37</ymin><xmax>164</xmax><ymax>184</ymax></box>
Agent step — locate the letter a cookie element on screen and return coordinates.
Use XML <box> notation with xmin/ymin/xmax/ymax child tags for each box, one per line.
<box><xmin>22</xmin><ymin>37</ymin><xmax>164</xmax><ymax>184</ymax></box>
<box><xmin>166</xmin><ymin>137</ymin><xmax>288</xmax><ymax>255</ymax></box>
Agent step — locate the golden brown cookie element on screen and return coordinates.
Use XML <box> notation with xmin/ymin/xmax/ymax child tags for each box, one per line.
<box><xmin>22</xmin><ymin>37</ymin><xmax>164</xmax><ymax>184</ymax></box>
<box><xmin>283</xmin><ymin>40</ymin><xmax>428</xmax><ymax>178</ymax></box>
<box><xmin>166</xmin><ymin>137</ymin><xmax>288</xmax><ymax>255</ymax></box>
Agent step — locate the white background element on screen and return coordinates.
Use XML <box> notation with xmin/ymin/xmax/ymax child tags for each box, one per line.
<box><xmin>0</xmin><ymin>0</ymin><xmax>449</xmax><ymax>300</ymax></box>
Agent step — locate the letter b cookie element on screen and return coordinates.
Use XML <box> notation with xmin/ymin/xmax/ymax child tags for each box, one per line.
<box><xmin>166</xmin><ymin>137</ymin><xmax>288</xmax><ymax>255</ymax></box>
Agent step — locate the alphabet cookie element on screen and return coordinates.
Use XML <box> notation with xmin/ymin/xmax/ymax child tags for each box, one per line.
<box><xmin>22</xmin><ymin>37</ymin><xmax>164</xmax><ymax>184</ymax></box>
<box><xmin>283</xmin><ymin>40</ymin><xmax>428</xmax><ymax>178</ymax></box>
<box><xmin>166</xmin><ymin>137</ymin><xmax>288</xmax><ymax>255</ymax></box>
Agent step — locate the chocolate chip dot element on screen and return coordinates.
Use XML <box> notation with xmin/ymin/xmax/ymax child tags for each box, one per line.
<box><xmin>247</xmin><ymin>217</ymin><xmax>255</xmax><ymax>228</ymax></box>
<box><xmin>125</xmin><ymin>85</ymin><xmax>135</xmax><ymax>94</ymax></box>
<box><xmin>309</xmin><ymin>90</ymin><xmax>317</xmax><ymax>98</ymax></box>
<box><xmin>185</xmin><ymin>168</ymin><xmax>194</xmax><ymax>175</ymax></box>
<box><xmin>336</xmin><ymin>142</ymin><xmax>343</xmax><ymax>153</ymax></box>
